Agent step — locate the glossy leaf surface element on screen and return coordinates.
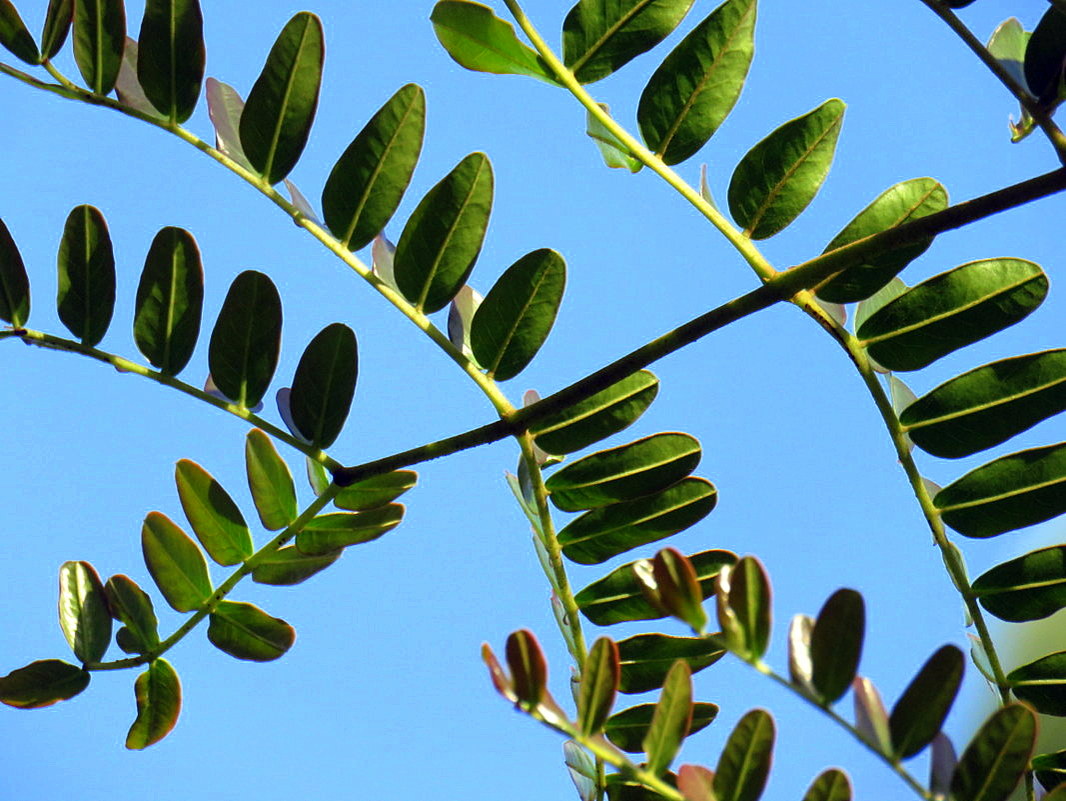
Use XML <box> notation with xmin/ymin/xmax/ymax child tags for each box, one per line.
<box><xmin>547</xmin><ymin>432</ymin><xmax>701</xmax><ymax>512</ymax></box>
<box><xmin>714</xmin><ymin>708</ymin><xmax>775</xmax><ymax>801</ymax></box>
<box><xmin>289</xmin><ymin>323</ymin><xmax>358</xmax><ymax>448</ymax></box>
<box><xmin>802</xmin><ymin>769</ymin><xmax>851</xmax><ymax>801</ymax></box>
<box><xmin>606</xmin><ymin>701</ymin><xmax>717</xmax><ymax>753</ymax></box>
<box><xmin>0</xmin><ymin>218</ymin><xmax>29</xmax><ymax>326</ymax></box>
<box><xmin>104</xmin><ymin>575</ymin><xmax>159</xmax><ymax>653</ymax></box>
<box><xmin>208</xmin><ymin>270</ymin><xmax>282</xmax><ymax>409</ymax></box>
<box><xmin>322</xmin><ymin>83</ymin><xmax>425</xmax><ymax>250</ymax></box>
<box><xmin>471</xmin><ymin>249</ymin><xmax>566</xmax><ymax>381</ymax></box>
<box><xmin>394</xmin><ymin>152</ymin><xmax>493</xmax><ymax>313</ymax></box>
<box><xmin>175</xmin><ymin>460</ymin><xmax>253</xmax><ymax>566</ymax></box>
<box><xmin>239</xmin><ymin>12</ymin><xmax>323</xmax><ymax>184</ymax></box>
<box><xmin>728</xmin><ymin>99</ymin><xmax>844</xmax><ymax>239</ymax></box>
<box><xmin>58</xmin><ymin>561</ymin><xmax>111</xmax><ymax>663</ymax></box>
<box><xmin>950</xmin><ymin>703</ymin><xmax>1035</xmax><ymax>801</ymax></box>
<box><xmin>57</xmin><ymin>204</ymin><xmax>115</xmax><ymax>347</ymax></box>
<box><xmin>73</xmin><ymin>0</ymin><xmax>124</xmax><ymax>93</ymax></box>
<box><xmin>1008</xmin><ymin>651</ymin><xmax>1066</xmax><ymax>715</ymax></box>
<box><xmin>0</xmin><ymin>660</ymin><xmax>89</xmax><ymax>708</ymax></box>
<box><xmin>935</xmin><ymin>442</ymin><xmax>1066</xmax><ymax>539</ymax></box>
<box><xmin>857</xmin><ymin>259</ymin><xmax>1047</xmax><ymax>372</ymax></box>
<box><xmin>716</xmin><ymin>556</ymin><xmax>771</xmax><ymax>661</ymax></box>
<box><xmin>533</xmin><ymin>370</ymin><xmax>660</xmax><ymax>455</ymax></box>
<box><xmin>637</xmin><ymin>0</ymin><xmax>755</xmax><ymax>165</ymax></box>
<box><xmin>431</xmin><ymin>1</ymin><xmax>556</xmax><ymax>83</ymax></box>
<box><xmin>816</xmin><ymin>178</ymin><xmax>948</xmax><ymax>303</ymax></box>
<box><xmin>974</xmin><ymin>545</ymin><xmax>1066</xmax><ymax>622</ymax></box>
<box><xmin>126</xmin><ymin>658</ymin><xmax>181</xmax><ymax>750</ymax></box>
<box><xmin>334</xmin><ymin>471</ymin><xmax>417</xmax><ymax>511</ymax></box>
<box><xmin>41</xmin><ymin>0</ymin><xmax>72</xmax><ymax>60</ymax></box>
<box><xmin>506</xmin><ymin>629</ymin><xmax>547</xmax><ymax>708</ymax></box>
<box><xmin>244</xmin><ymin>429</ymin><xmax>297</xmax><ymax>530</ymax></box>
<box><xmin>889</xmin><ymin>645</ymin><xmax>964</xmax><ymax>760</ymax></box>
<box><xmin>208</xmin><ymin>600</ymin><xmax>295</xmax><ymax>662</ymax></box>
<box><xmin>579</xmin><ymin>636</ymin><xmax>620</xmax><ymax>735</ymax></box>
<box><xmin>616</xmin><ymin>633</ymin><xmax>724</xmax><ymax>694</ymax></box>
<box><xmin>563</xmin><ymin>0</ymin><xmax>696</xmax><ymax>84</ymax></box>
<box><xmin>558</xmin><ymin>477</ymin><xmax>717</xmax><ymax>564</ymax></box>
<box><xmin>0</xmin><ymin>1</ymin><xmax>39</xmax><ymax>63</ymax></box>
<box><xmin>137</xmin><ymin>0</ymin><xmax>204</xmax><ymax>122</ymax></box>
<box><xmin>295</xmin><ymin>504</ymin><xmax>404</xmax><ymax>556</ymax></box>
<box><xmin>134</xmin><ymin>227</ymin><xmax>203</xmax><ymax>376</ymax></box>
<box><xmin>252</xmin><ymin>545</ymin><xmax>341</xmax><ymax>586</ymax></box>
<box><xmin>643</xmin><ymin>661</ymin><xmax>693</xmax><ymax>775</ymax></box>
<box><xmin>141</xmin><ymin>511</ymin><xmax>212</xmax><ymax>613</ymax></box>
<box><xmin>810</xmin><ymin>588</ymin><xmax>864</xmax><ymax>704</ymax></box>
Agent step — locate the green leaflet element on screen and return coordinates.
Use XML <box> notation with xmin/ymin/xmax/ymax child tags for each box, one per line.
<box><xmin>716</xmin><ymin>555</ymin><xmax>771</xmax><ymax>662</ymax></box>
<box><xmin>644</xmin><ymin>548</ymin><xmax>708</xmax><ymax>633</ymax></box>
<box><xmin>900</xmin><ymin>350</ymin><xmax>1066</xmax><ymax>459</ymax></box>
<box><xmin>815</xmin><ymin>178</ymin><xmax>948</xmax><ymax>303</ymax></box>
<box><xmin>137</xmin><ymin>0</ymin><xmax>204</xmax><ymax>123</ymax></box>
<box><xmin>637</xmin><ymin>0</ymin><xmax>755</xmax><ymax>166</ymax></box>
<box><xmin>546</xmin><ymin>432</ymin><xmax>701</xmax><ymax>512</ymax></box>
<box><xmin>564</xmin><ymin>741</ymin><xmax>598</xmax><ymax>801</ymax></box>
<box><xmin>295</xmin><ymin>504</ymin><xmax>405</xmax><ymax>556</ymax></box>
<box><xmin>0</xmin><ymin>217</ymin><xmax>30</xmax><ymax>326</ymax></box>
<box><xmin>0</xmin><ymin>0</ymin><xmax>39</xmax><ymax>63</ymax></box>
<box><xmin>728</xmin><ymin>98</ymin><xmax>845</xmax><ymax>240</ymax></box>
<box><xmin>334</xmin><ymin>470</ymin><xmax>417</xmax><ymax>511</ymax></box>
<box><xmin>207</xmin><ymin>600</ymin><xmax>295</xmax><ymax>662</ymax></box>
<box><xmin>974</xmin><ymin>545</ymin><xmax>1066</xmax><ymax>622</ymax></box>
<box><xmin>889</xmin><ymin>645</ymin><xmax>963</xmax><ymax>760</ymax></box>
<box><xmin>563</xmin><ymin>0</ymin><xmax>696</xmax><ymax>84</ymax></box>
<box><xmin>988</xmin><ymin>18</ymin><xmax>1029</xmax><ymax>90</ymax></box>
<box><xmin>1025</xmin><ymin>6</ymin><xmax>1066</xmax><ymax>104</ymax></box>
<box><xmin>252</xmin><ymin>546</ymin><xmax>341</xmax><ymax>586</ymax></box>
<box><xmin>578</xmin><ymin>637</ymin><xmax>620</xmax><ymax>736</ymax></box>
<box><xmin>616</xmin><ymin>633</ymin><xmax>724</xmax><ymax>694</ymax></box>
<box><xmin>208</xmin><ymin>270</ymin><xmax>282</xmax><ymax>409</ymax></box>
<box><xmin>73</xmin><ymin>0</ymin><xmax>124</xmax><ymax>94</ymax></box>
<box><xmin>557</xmin><ymin>477</ymin><xmax>717</xmax><ymax>565</ymax></box>
<box><xmin>950</xmin><ymin>704</ymin><xmax>1035</xmax><ymax>801</ymax></box>
<box><xmin>587</xmin><ymin>103</ymin><xmax>643</xmax><ymax>172</ymax></box>
<box><xmin>857</xmin><ymin>259</ymin><xmax>1047</xmax><ymax>372</ymax></box>
<box><xmin>430</xmin><ymin>1</ymin><xmax>557</xmax><ymax>84</ymax></box>
<box><xmin>141</xmin><ymin>511</ymin><xmax>212</xmax><ymax>613</ymax></box>
<box><xmin>801</xmin><ymin>769</ymin><xmax>851</xmax><ymax>801</ymax></box>
<box><xmin>0</xmin><ymin>660</ymin><xmax>90</xmax><ymax>709</ymax></box>
<box><xmin>506</xmin><ymin>629</ymin><xmax>547</xmax><ymax>708</ymax></box>
<box><xmin>175</xmin><ymin>459</ymin><xmax>253</xmax><ymax>566</ymax></box>
<box><xmin>245</xmin><ymin>429</ymin><xmax>298</xmax><ymax>530</ymax></box>
<box><xmin>104</xmin><ymin>574</ymin><xmax>160</xmax><ymax>654</ymax></box>
<box><xmin>471</xmin><ymin>248</ymin><xmax>566</xmax><ymax>381</ymax></box>
<box><xmin>322</xmin><ymin>84</ymin><xmax>425</xmax><ymax>251</ymax></box>
<box><xmin>133</xmin><ymin>227</ymin><xmax>203</xmax><ymax>376</ymax></box>
<box><xmin>289</xmin><ymin>323</ymin><xmax>358</xmax><ymax>448</ymax></box>
<box><xmin>935</xmin><ymin>441</ymin><xmax>1066</xmax><ymax>539</ymax></box>
<box><xmin>714</xmin><ymin>708</ymin><xmax>775</xmax><ymax>801</ymax></box>
<box><xmin>58</xmin><ymin>561</ymin><xmax>111</xmax><ymax>664</ymax></box>
<box><xmin>206</xmin><ymin>77</ymin><xmax>253</xmax><ymax>170</ymax></box>
<box><xmin>532</xmin><ymin>370</ymin><xmax>660</xmax><ymax>455</ymax></box>
<box><xmin>126</xmin><ymin>658</ymin><xmax>181</xmax><ymax>750</ymax></box>
<box><xmin>56</xmin><ymin>204</ymin><xmax>115</xmax><ymax>347</ymax></box>
<box><xmin>1008</xmin><ymin>651</ymin><xmax>1066</xmax><ymax>716</ymax></box>
<box><xmin>605</xmin><ymin>701</ymin><xmax>718</xmax><ymax>753</ymax></box>
<box><xmin>643</xmin><ymin>661</ymin><xmax>693</xmax><ymax>775</ymax></box>
<box><xmin>809</xmin><ymin>588</ymin><xmax>864</xmax><ymax>705</ymax></box>
<box><xmin>852</xmin><ymin>276</ymin><xmax>906</xmax><ymax>333</ymax></box>
<box><xmin>40</xmin><ymin>0</ymin><xmax>72</xmax><ymax>61</ymax></box>
<box><xmin>394</xmin><ymin>152</ymin><xmax>494</xmax><ymax>313</ymax></box>
<box><xmin>239</xmin><ymin>12</ymin><xmax>323</xmax><ymax>184</ymax></box>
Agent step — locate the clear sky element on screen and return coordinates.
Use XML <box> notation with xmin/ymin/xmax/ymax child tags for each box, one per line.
<box><xmin>1</xmin><ymin>2</ymin><xmax>1064</xmax><ymax>800</ymax></box>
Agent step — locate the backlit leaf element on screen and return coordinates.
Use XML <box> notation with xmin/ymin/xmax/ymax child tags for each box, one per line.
<box><xmin>125</xmin><ymin>658</ymin><xmax>181</xmax><ymax>749</ymax></box>
<box><xmin>334</xmin><ymin>470</ymin><xmax>417</xmax><ymax>511</ymax></box>
<box><xmin>448</xmin><ymin>284</ymin><xmax>482</xmax><ymax>357</ymax></box>
<box><xmin>974</xmin><ymin>545</ymin><xmax>1066</xmax><ymax>622</ymax></box>
<box><xmin>431</xmin><ymin>1</ymin><xmax>557</xmax><ymax>83</ymax></box>
<box><xmin>647</xmin><ymin>548</ymin><xmax>708</xmax><ymax>633</ymax></box>
<box><xmin>252</xmin><ymin>545</ymin><xmax>341</xmax><ymax>586</ymax></box>
<box><xmin>245</xmin><ymin>429</ymin><xmax>298</xmax><ymax>530</ymax></box>
<box><xmin>57</xmin><ymin>204</ymin><xmax>115</xmax><ymax>347</ymax></box>
<box><xmin>116</xmin><ymin>40</ymin><xmax>165</xmax><ymax>119</ymax></box>
<box><xmin>0</xmin><ymin>217</ymin><xmax>29</xmax><ymax>326</ymax></box>
<box><xmin>73</xmin><ymin>0</ymin><xmax>124</xmax><ymax>94</ymax></box>
<box><xmin>802</xmin><ymin>769</ymin><xmax>851</xmax><ymax>801</ymax></box>
<box><xmin>564</xmin><ymin>740</ymin><xmax>598</xmax><ymax>801</ymax></box>
<box><xmin>889</xmin><ymin>645</ymin><xmax>964</xmax><ymax>760</ymax></box>
<box><xmin>616</xmin><ymin>633</ymin><xmax>725</xmax><ymax>694</ymax></box>
<box><xmin>40</xmin><ymin>0</ymin><xmax>72</xmax><ymax>61</ymax></box>
<box><xmin>207</xmin><ymin>600</ymin><xmax>294</xmax><ymax>662</ymax></box>
<box><xmin>788</xmin><ymin>614</ymin><xmax>814</xmax><ymax>689</ymax></box>
<box><xmin>810</xmin><ymin>588</ymin><xmax>864</xmax><ymax>704</ymax></box>
<box><xmin>950</xmin><ymin>703</ymin><xmax>1036</xmax><ymax>801</ymax></box>
<box><xmin>853</xmin><ymin>676</ymin><xmax>891</xmax><ymax>753</ymax></box>
<box><xmin>141</xmin><ymin>511</ymin><xmax>212</xmax><ymax>613</ymax></box>
<box><xmin>506</xmin><ymin>629</ymin><xmax>547</xmax><ymax>709</ymax></box>
<box><xmin>58</xmin><ymin>561</ymin><xmax>111</xmax><ymax>663</ymax></box>
<box><xmin>678</xmin><ymin>764</ymin><xmax>715</xmax><ymax>801</ymax></box>
<box><xmin>716</xmin><ymin>556</ymin><xmax>771</xmax><ymax>662</ymax></box>
<box><xmin>714</xmin><ymin>708</ymin><xmax>775</xmax><ymax>801</ymax></box>
<box><xmin>134</xmin><ymin>226</ymin><xmax>203</xmax><ymax>376</ymax></box>
<box><xmin>1008</xmin><ymin>651</ymin><xmax>1066</xmax><ymax>715</ymax></box>
<box><xmin>137</xmin><ymin>0</ymin><xmax>203</xmax><ymax>122</ymax></box>
<box><xmin>0</xmin><ymin>1</ymin><xmax>39</xmax><ymax>63</ymax></box>
<box><xmin>988</xmin><ymin>17</ymin><xmax>1029</xmax><ymax>90</ymax></box>
<box><xmin>206</xmin><ymin>77</ymin><xmax>252</xmax><ymax>170</ymax></box>
<box><xmin>643</xmin><ymin>661</ymin><xmax>693</xmax><ymax>775</ymax></box>
<box><xmin>208</xmin><ymin>270</ymin><xmax>282</xmax><ymax>409</ymax></box>
<box><xmin>587</xmin><ymin>103</ymin><xmax>643</xmax><ymax>172</ymax></box>
<box><xmin>578</xmin><ymin>636</ymin><xmax>620</xmax><ymax>735</ymax></box>
<box><xmin>295</xmin><ymin>504</ymin><xmax>404</xmax><ymax>556</ymax></box>
<box><xmin>175</xmin><ymin>459</ymin><xmax>253</xmax><ymax>566</ymax></box>
<box><xmin>104</xmin><ymin>575</ymin><xmax>159</xmax><ymax>654</ymax></box>
<box><xmin>606</xmin><ymin>701</ymin><xmax>718</xmax><ymax>753</ymax></box>
<box><xmin>289</xmin><ymin>323</ymin><xmax>358</xmax><ymax>448</ymax></box>
<box><xmin>0</xmin><ymin>660</ymin><xmax>89</xmax><ymax>708</ymax></box>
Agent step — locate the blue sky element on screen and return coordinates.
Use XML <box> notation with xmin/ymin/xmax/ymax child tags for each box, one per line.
<box><xmin>1</xmin><ymin>1</ymin><xmax>1064</xmax><ymax>800</ymax></box>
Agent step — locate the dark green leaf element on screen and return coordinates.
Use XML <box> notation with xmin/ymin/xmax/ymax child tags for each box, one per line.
<box><xmin>889</xmin><ymin>645</ymin><xmax>964</xmax><ymax>760</ymax></box>
<box><xmin>334</xmin><ymin>470</ymin><xmax>417</xmax><ymax>511</ymax></box>
<box><xmin>40</xmin><ymin>0</ymin><xmax>72</xmax><ymax>60</ymax></box>
<box><xmin>208</xmin><ymin>270</ymin><xmax>282</xmax><ymax>409</ymax></box>
<box><xmin>471</xmin><ymin>248</ymin><xmax>566</xmax><ymax>381</ymax></box>
<box><xmin>394</xmin><ymin>152</ymin><xmax>494</xmax><ymax>313</ymax></box>
<box><xmin>175</xmin><ymin>459</ymin><xmax>253</xmax><ymax>566</ymax></box>
<box><xmin>533</xmin><ymin>370</ymin><xmax>660</xmax><ymax>455</ymax></box>
<box><xmin>563</xmin><ymin>0</ymin><xmax>696</xmax><ymax>84</ymax></box>
<box><xmin>207</xmin><ymin>600</ymin><xmax>294</xmax><ymax>662</ymax></box>
<box><xmin>289</xmin><ymin>323</ymin><xmax>358</xmax><ymax>448</ymax></box>
<box><xmin>252</xmin><ymin>545</ymin><xmax>341</xmax><ymax>586</ymax></box>
<box><xmin>728</xmin><ymin>99</ymin><xmax>845</xmax><ymax>240</ymax></box>
<box><xmin>974</xmin><ymin>545</ymin><xmax>1066</xmax><ymax>622</ymax></box>
<box><xmin>133</xmin><ymin>226</ymin><xmax>203</xmax><ymax>376</ymax></box>
<box><xmin>637</xmin><ymin>0</ymin><xmax>755</xmax><ymax>165</ymax></box>
<box><xmin>58</xmin><ymin>561</ymin><xmax>111</xmax><ymax>663</ymax></box>
<box><xmin>607</xmin><ymin>772</ymin><xmax>681</xmax><ymax>801</ymax></box>
<box><xmin>73</xmin><ymin>0</ymin><xmax>125</xmax><ymax>94</ymax></box>
<box><xmin>930</xmin><ymin>733</ymin><xmax>958</xmax><ymax>800</ymax></box>
<box><xmin>0</xmin><ymin>660</ymin><xmax>89</xmax><ymax>708</ymax></box>
<box><xmin>558</xmin><ymin>477</ymin><xmax>717</xmax><ymax>565</ymax></box>
<box><xmin>810</xmin><ymin>588</ymin><xmax>864</xmax><ymax>704</ymax></box>
<box><xmin>1008</xmin><ymin>651</ymin><xmax>1066</xmax><ymax>715</ymax></box>
<box><xmin>857</xmin><ymin>259</ymin><xmax>1047</xmax><ymax>372</ymax></box>
<box><xmin>104</xmin><ymin>575</ymin><xmax>159</xmax><ymax>654</ymax></box>
<box><xmin>950</xmin><ymin>703</ymin><xmax>1036</xmax><ymax>801</ymax></box>
<box><xmin>56</xmin><ymin>204</ymin><xmax>115</xmax><ymax>347</ymax></box>
<box><xmin>643</xmin><ymin>661</ymin><xmax>693</xmax><ymax>775</ymax></box>
<box><xmin>606</xmin><ymin>701</ymin><xmax>717</xmax><ymax>753</ymax></box>
<box><xmin>801</xmin><ymin>769</ymin><xmax>851</xmax><ymax>801</ymax></box>
<box><xmin>616</xmin><ymin>633</ymin><xmax>725</xmax><ymax>694</ymax></box>
<box><xmin>206</xmin><ymin>77</ymin><xmax>253</xmax><ymax>170</ymax></box>
<box><xmin>935</xmin><ymin>442</ymin><xmax>1066</xmax><ymax>538</ymax></box>
<box><xmin>547</xmin><ymin>432</ymin><xmax>701</xmax><ymax>512</ymax></box>
<box><xmin>714</xmin><ymin>708</ymin><xmax>775</xmax><ymax>801</ymax></box>
<box><xmin>815</xmin><ymin>178</ymin><xmax>948</xmax><ymax>303</ymax></box>
<box><xmin>245</xmin><ymin>428</ymin><xmax>298</xmax><ymax>530</ymax></box>
<box><xmin>141</xmin><ymin>511</ymin><xmax>212</xmax><ymax>613</ymax></box>
<box><xmin>295</xmin><ymin>504</ymin><xmax>404</xmax><ymax>556</ymax></box>
<box><xmin>137</xmin><ymin>0</ymin><xmax>204</xmax><ymax>123</ymax></box>
<box><xmin>716</xmin><ymin>555</ymin><xmax>771</xmax><ymax>662</ymax></box>
<box><xmin>0</xmin><ymin>1</ymin><xmax>39</xmax><ymax>63</ymax></box>
<box><xmin>125</xmin><ymin>658</ymin><xmax>181</xmax><ymax>750</ymax></box>
<box><xmin>239</xmin><ymin>12</ymin><xmax>323</xmax><ymax>184</ymax></box>
<box><xmin>322</xmin><ymin>84</ymin><xmax>425</xmax><ymax>250</ymax></box>
<box><xmin>430</xmin><ymin>1</ymin><xmax>557</xmax><ymax>83</ymax></box>
<box><xmin>579</xmin><ymin>636</ymin><xmax>620</xmax><ymax>735</ymax></box>
<box><xmin>506</xmin><ymin>629</ymin><xmax>547</xmax><ymax>709</ymax></box>
<box><xmin>1032</xmin><ymin>750</ymin><xmax>1066</xmax><ymax>793</ymax></box>
<box><xmin>901</xmin><ymin>350</ymin><xmax>1066</xmax><ymax>459</ymax></box>
<box><xmin>0</xmin><ymin>218</ymin><xmax>29</xmax><ymax>326</ymax></box>
<box><xmin>1025</xmin><ymin>7</ymin><xmax>1066</xmax><ymax>103</ymax></box>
